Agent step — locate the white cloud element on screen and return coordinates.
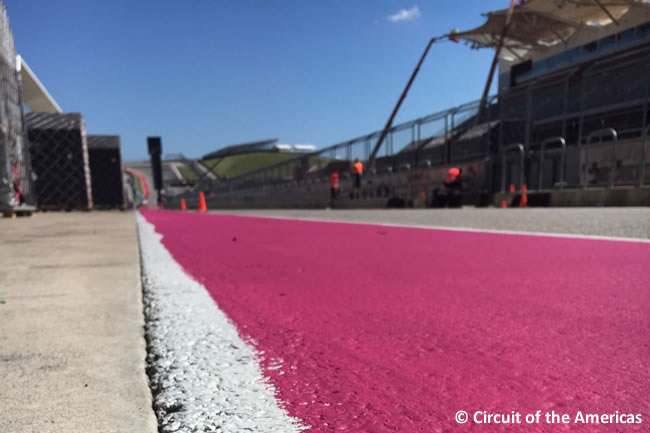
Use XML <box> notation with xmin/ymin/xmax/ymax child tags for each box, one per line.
<box><xmin>387</xmin><ymin>5</ymin><xmax>421</xmax><ymax>23</ymax></box>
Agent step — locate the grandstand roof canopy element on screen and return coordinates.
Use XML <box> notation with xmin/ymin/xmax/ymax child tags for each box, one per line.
<box><xmin>202</xmin><ymin>138</ymin><xmax>279</xmax><ymax>160</ymax></box>
<box><xmin>456</xmin><ymin>0</ymin><xmax>650</xmax><ymax>61</ymax></box>
<box><xmin>17</xmin><ymin>56</ymin><xmax>62</xmax><ymax>113</ymax></box>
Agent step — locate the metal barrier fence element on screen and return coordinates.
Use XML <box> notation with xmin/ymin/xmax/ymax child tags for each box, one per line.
<box><xmin>190</xmin><ymin>97</ymin><xmax>493</xmax><ymax>195</ymax></box>
<box><xmin>180</xmin><ymin>42</ymin><xmax>650</xmax><ymax>203</ymax></box>
<box><xmin>503</xmin><ymin>124</ymin><xmax>649</xmax><ymax>192</ymax></box>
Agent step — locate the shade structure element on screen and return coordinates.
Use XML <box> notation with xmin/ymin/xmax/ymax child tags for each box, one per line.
<box><xmin>456</xmin><ymin>0</ymin><xmax>650</xmax><ymax>60</ymax></box>
<box><xmin>17</xmin><ymin>56</ymin><xmax>62</xmax><ymax>114</ymax></box>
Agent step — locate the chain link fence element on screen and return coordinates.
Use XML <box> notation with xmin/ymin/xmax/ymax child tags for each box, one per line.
<box><xmin>26</xmin><ymin>112</ymin><xmax>93</xmax><ymax>210</ymax></box>
<box><xmin>0</xmin><ymin>1</ymin><xmax>34</xmax><ymax>213</ymax></box>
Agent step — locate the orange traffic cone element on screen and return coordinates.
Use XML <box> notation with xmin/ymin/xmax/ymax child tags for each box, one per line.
<box><xmin>180</xmin><ymin>198</ymin><xmax>187</xmax><ymax>211</ymax></box>
<box><xmin>198</xmin><ymin>191</ymin><xmax>207</xmax><ymax>212</ymax></box>
<box><xmin>508</xmin><ymin>184</ymin><xmax>515</xmax><ymax>193</ymax></box>
<box><xmin>500</xmin><ymin>199</ymin><xmax>508</xmax><ymax>208</ymax></box>
<box><xmin>520</xmin><ymin>184</ymin><xmax>528</xmax><ymax>208</ymax></box>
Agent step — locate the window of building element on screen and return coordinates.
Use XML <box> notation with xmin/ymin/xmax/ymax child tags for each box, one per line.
<box><xmin>618</xmin><ymin>28</ymin><xmax>635</xmax><ymax>45</ymax></box>
<box><xmin>518</xmin><ymin>24</ymin><xmax>646</xmax><ymax>85</ymax></box>
<box><xmin>555</xmin><ymin>48</ymin><xmax>579</xmax><ymax>67</ymax></box>
<box><xmin>583</xmin><ymin>41</ymin><xmax>598</xmax><ymax>55</ymax></box>
<box><xmin>510</xmin><ymin>59</ymin><xmax>533</xmax><ymax>87</ymax></box>
<box><xmin>535</xmin><ymin>60</ymin><xmax>548</xmax><ymax>73</ymax></box>
<box><xmin>569</xmin><ymin>47</ymin><xmax>582</xmax><ymax>62</ymax></box>
<box><xmin>544</xmin><ymin>56</ymin><xmax>556</xmax><ymax>69</ymax></box>
<box><xmin>600</xmin><ymin>35</ymin><xmax>617</xmax><ymax>51</ymax></box>
<box><xmin>637</xmin><ymin>22</ymin><xmax>650</xmax><ymax>39</ymax></box>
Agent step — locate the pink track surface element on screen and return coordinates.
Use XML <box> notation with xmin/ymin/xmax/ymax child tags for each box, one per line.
<box><xmin>142</xmin><ymin>211</ymin><xmax>650</xmax><ymax>432</ymax></box>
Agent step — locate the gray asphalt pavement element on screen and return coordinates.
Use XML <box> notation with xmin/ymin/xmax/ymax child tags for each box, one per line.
<box><xmin>213</xmin><ymin>208</ymin><xmax>650</xmax><ymax>240</ymax></box>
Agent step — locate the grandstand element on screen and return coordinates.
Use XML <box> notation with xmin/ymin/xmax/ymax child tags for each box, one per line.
<box><xmin>456</xmin><ymin>1</ymin><xmax>650</xmax><ymax>198</ymax></box>
<box><xmin>165</xmin><ymin>0</ymin><xmax>650</xmax><ymax>209</ymax></box>
<box><xmin>202</xmin><ymin>138</ymin><xmax>279</xmax><ymax>160</ymax></box>
<box><xmin>187</xmin><ymin>139</ymin><xmax>323</xmax><ymax>182</ymax></box>
<box><xmin>141</xmin><ymin>140</ymin><xmax>327</xmax><ymax>194</ymax></box>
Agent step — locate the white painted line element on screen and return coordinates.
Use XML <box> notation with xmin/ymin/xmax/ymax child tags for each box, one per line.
<box><xmin>136</xmin><ymin>213</ymin><xmax>306</xmax><ymax>432</ymax></box>
<box><xmin>213</xmin><ymin>213</ymin><xmax>650</xmax><ymax>244</ymax></box>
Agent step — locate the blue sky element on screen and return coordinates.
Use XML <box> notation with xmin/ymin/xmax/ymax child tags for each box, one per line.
<box><xmin>6</xmin><ymin>1</ymin><xmax>506</xmax><ymax>161</ymax></box>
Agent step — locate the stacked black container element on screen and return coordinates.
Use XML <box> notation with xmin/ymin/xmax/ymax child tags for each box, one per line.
<box><xmin>87</xmin><ymin>135</ymin><xmax>125</xmax><ymax>209</ymax></box>
<box><xmin>26</xmin><ymin>112</ymin><xmax>93</xmax><ymax>210</ymax></box>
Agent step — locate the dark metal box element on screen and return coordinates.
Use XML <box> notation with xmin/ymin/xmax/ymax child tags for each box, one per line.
<box><xmin>26</xmin><ymin>112</ymin><xmax>93</xmax><ymax>210</ymax></box>
<box><xmin>87</xmin><ymin>135</ymin><xmax>125</xmax><ymax>208</ymax></box>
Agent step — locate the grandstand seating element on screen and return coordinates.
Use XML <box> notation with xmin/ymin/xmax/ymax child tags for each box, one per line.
<box><xmin>201</xmin><ymin>139</ymin><xmax>279</xmax><ymax>160</ymax></box>
<box><xmin>166</xmin><ymin>26</ymin><xmax>650</xmax><ymax>208</ymax></box>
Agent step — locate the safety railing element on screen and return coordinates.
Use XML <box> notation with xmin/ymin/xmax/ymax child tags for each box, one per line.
<box><xmin>641</xmin><ymin>125</ymin><xmax>649</xmax><ymax>186</ymax></box>
<box><xmin>171</xmin><ymin>52</ymin><xmax>650</xmax><ymax>202</ymax></box>
<box><xmin>500</xmin><ymin>143</ymin><xmax>525</xmax><ymax>193</ymax></box>
<box><xmin>221</xmin><ymin>97</ymin><xmax>487</xmax><ymax>192</ymax></box>
<box><xmin>582</xmin><ymin>128</ymin><xmax>618</xmax><ymax>188</ymax></box>
<box><xmin>537</xmin><ymin>136</ymin><xmax>567</xmax><ymax>191</ymax></box>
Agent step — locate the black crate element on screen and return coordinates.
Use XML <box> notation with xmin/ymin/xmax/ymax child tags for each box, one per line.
<box><xmin>26</xmin><ymin>112</ymin><xmax>93</xmax><ymax>210</ymax></box>
<box><xmin>87</xmin><ymin>135</ymin><xmax>125</xmax><ymax>208</ymax></box>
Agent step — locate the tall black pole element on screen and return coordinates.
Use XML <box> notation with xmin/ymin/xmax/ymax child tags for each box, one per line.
<box><xmin>367</xmin><ymin>36</ymin><xmax>441</xmax><ymax>166</ymax></box>
<box><xmin>475</xmin><ymin>0</ymin><xmax>517</xmax><ymax>125</ymax></box>
<box><xmin>147</xmin><ymin>137</ymin><xmax>163</xmax><ymax>207</ymax></box>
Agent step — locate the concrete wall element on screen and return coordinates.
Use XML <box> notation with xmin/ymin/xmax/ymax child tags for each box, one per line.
<box><xmin>167</xmin><ymin>158</ymin><xmax>488</xmax><ymax>210</ymax></box>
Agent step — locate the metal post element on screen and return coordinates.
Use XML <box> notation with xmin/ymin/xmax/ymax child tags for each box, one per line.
<box><xmin>443</xmin><ymin>115</ymin><xmax>449</xmax><ymax>165</ymax></box>
<box><xmin>368</xmin><ymin>35</ymin><xmax>445</xmax><ymax>166</ymax></box>
<box><xmin>538</xmin><ymin>137</ymin><xmax>566</xmax><ymax>191</ymax></box>
<box><xmin>501</xmin><ymin>143</ymin><xmax>524</xmax><ymax>192</ymax></box>
<box><xmin>448</xmin><ymin>111</ymin><xmax>456</xmax><ymax>164</ymax></box>
<box><xmin>641</xmin><ymin>126</ymin><xmax>649</xmax><ymax>186</ymax></box>
<box><xmin>577</xmin><ymin>76</ymin><xmax>586</xmax><ymax>187</ymax></box>
<box><xmin>525</xmin><ymin>84</ymin><xmax>533</xmax><ymax>150</ymax></box>
<box><xmin>476</xmin><ymin>0</ymin><xmax>518</xmax><ymax>124</ymax></box>
<box><xmin>561</xmin><ymin>76</ymin><xmax>569</xmax><ymax>139</ymax></box>
<box><xmin>497</xmin><ymin>97</ymin><xmax>504</xmax><ymax>155</ymax></box>
<box><xmin>389</xmin><ymin>130</ymin><xmax>395</xmax><ymax>170</ymax></box>
<box><xmin>584</xmin><ymin>128</ymin><xmax>618</xmax><ymax>188</ymax></box>
<box><xmin>641</xmin><ymin>56</ymin><xmax>650</xmax><ymax>185</ymax></box>
<box><xmin>411</xmin><ymin>124</ymin><xmax>416</xmax><ymax>166</ymax></box>
<box><xmin>593</xmin><ymin>0</ymin><xmax>619</xmax><ymax>25</ymax></box>
<box><xmin>444</xmin><ymin>115</ymin><xmax>448</xmax><ymax>140</ymax></box>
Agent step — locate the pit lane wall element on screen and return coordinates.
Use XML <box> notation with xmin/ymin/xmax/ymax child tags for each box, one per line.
<box><xmin>165</xmin><ymin>149</ymin><xmax>650</xmax><ymax>210</ymax></box>
<box><xmin>164</xmin><ymin>158</ymin><xmax>489</xmax><ymax>210</ymax></box>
